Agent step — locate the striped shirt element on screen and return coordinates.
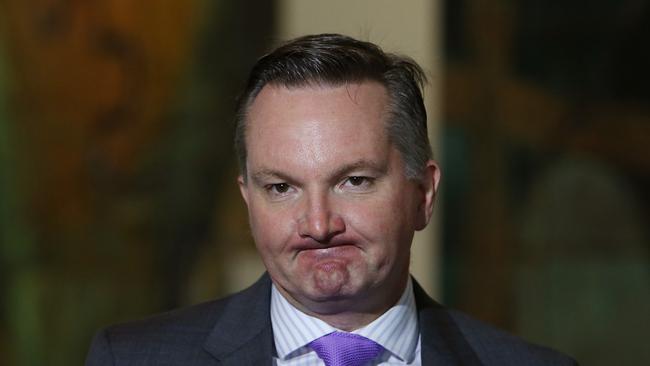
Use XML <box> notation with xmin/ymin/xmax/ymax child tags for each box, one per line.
<box><xmin>270</xmin><ymin>279</ymin><xmax>421</xmax><ymax>366</ymax></box>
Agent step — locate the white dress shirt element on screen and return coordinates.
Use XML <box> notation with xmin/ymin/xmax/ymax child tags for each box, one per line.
<box><xmin>271</xmin><ymin>279</ymin><xmax>421</xmax><ymax>366</ymax></box>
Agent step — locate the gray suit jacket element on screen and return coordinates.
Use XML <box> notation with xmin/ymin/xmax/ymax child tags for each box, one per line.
<box><xmin>85</xmin><ymin>274</ymin><xmax>577</xmax><ymax>365</ymax></box>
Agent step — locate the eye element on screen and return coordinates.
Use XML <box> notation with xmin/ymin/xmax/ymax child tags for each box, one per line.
<box><xmin>347</xmin><ymin>176</ymin><xmax>367</xmax><ymax>186</ymax></box>
<box><xmin>340</xmin><ymin>176</ymin><xmax>374</xmax><ymax>190</ymax></box>
<box><xmin>265</xmin><ymin>183</ymin><xmax>295</xmax><ymax>198</ymax></box>
<box><xmin>271</xmin><ymin>183</ymin><xmax>290</xmax><ymax>193</ymax></box>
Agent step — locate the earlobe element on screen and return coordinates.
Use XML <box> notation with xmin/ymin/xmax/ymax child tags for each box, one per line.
<box><xmin>415</xmin><ymin>160</ymin><xmax>441</xmax><ymax>231</ymax></box>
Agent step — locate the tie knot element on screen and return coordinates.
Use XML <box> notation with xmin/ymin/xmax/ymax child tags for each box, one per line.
<box><xmin>309</xmin><ymin>332</ymin><xmax>384</xmax><ymax>366</ymax></box>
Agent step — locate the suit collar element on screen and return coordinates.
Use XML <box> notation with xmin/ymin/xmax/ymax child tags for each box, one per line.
<box><xmin>202</xmin><ymin>274</ymin><xmax>483</xmax><ymax>366</ymax></box>
<box><xmin>203</xmin><ymin>274</ymin><xmax>275</xmax><ymax>365</ymax></box>
<box><xmin>413</xmin><ymin>279</ymin><xmax>484</xmax><ymax>366</ymax></box>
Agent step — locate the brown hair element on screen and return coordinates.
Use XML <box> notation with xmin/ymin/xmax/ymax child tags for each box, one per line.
<box><xmin>234</xmin><ymin>33</ymin><xmax>432</xmax><ymax>180</ymax></box>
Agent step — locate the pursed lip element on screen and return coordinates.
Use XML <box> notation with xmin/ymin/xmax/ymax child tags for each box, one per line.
<box><xmin>290</xmin><ymin>237</ymin><xmax>361</xmax><ymax>253</ymax></box>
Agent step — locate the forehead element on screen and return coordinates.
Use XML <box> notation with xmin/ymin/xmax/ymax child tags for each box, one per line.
<box><xmin>248</xmin><ymin>81</ymin><xmax>388</xmax><ymax>127</ymax></box>
<box><xmin>244</xmin><ymin>82</ymin><xmax>393</xmax><ymax>175</ymax></box>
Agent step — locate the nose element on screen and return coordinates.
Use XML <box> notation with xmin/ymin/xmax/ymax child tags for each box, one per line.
<box><xmin>297</xmin><ymin>193</ymin><xmax>345</xmax><ymax>242</ymax></box>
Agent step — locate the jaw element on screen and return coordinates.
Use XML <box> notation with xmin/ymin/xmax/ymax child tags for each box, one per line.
<box><xmin>268</xmin><ymin>256</ymin><xmax>411</xmax><ymax>331</ymax></box>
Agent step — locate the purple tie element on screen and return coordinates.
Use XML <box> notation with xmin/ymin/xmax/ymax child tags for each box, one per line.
<box><xmin>309</xmin><ymin>331</ymin><xmax>384</xmax><ymax>366</ymax></box>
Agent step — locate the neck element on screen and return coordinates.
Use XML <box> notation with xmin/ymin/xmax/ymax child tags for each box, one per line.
<box><xmin>275</xmin><ymin>274</ymin><xmax>409</xmax><ymax>331</ymax></box>
<box><xmin>307</xmin><ymin>308</ymin><xmax>391</xmax><ymax>332</ymax></box>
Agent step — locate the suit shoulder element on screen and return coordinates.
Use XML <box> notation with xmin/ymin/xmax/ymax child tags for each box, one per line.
<box><xmin>85</xmin><ymin>298</ymin><xmax>228</xmax><ymax>366</ymax></box>
<box><xmin>107</xmin><ymin>296</ymin><xmax>230</xmax><ymax>336</ymax></box>
<box><xmin>448</xmin><ymin>309</ymin><xmax>578</xmax><ymax>366</ymax></box>
<box><xmin>109</xmin><ymin>297</ymin><xmax>230</xmax><ymax>350</ymax></box>
<box><xmin>87</xmin><ymin>292</ymin><xmax>240</xmax><ymax>365</ymax></box>
<box><xmin>85</xmin><ymin>275</ymin><xmax>273</xmax><ymax>365</ymax></box>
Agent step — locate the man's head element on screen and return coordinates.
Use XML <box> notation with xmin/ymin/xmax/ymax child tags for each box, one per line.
<box><xmin>236</xmin><ymin>34</ymin><xmax>440</xmax><ymax>328</ymax></box>
<box><xmin>235</xmin><ymin>33</ymin><xmax>432</xmax><ymax>181</ymax></box>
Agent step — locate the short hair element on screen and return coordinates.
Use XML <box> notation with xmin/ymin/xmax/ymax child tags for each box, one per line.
<box><xmin>234</xmin><ymin>33</ymin><xmax>432</xmax><ymax>180</ymax></box>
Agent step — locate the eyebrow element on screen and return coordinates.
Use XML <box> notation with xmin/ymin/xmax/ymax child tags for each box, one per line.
<box><xmin>250</xmin><ymin>159</ymin><xmax>388</xmax><ymax>186</ymax></box>
<box><xmin>250</xmin><ymin>169</ymin><xmax>294</xmax><ymax>186</ymax></box>
<box><xmin>330</xmin><ymin>159</ymin><xmax>388</xmax><ymax>179</ymax></box>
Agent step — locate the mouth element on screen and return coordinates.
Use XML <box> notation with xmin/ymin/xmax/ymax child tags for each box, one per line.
<box><xmin>303</xmin><ymin>245</ymin><xmax>356</xmax><ymax>256</ymax></box>
<box><xmin>292</xmin><ymin>237</ymin><xmax>359</xmax><ymax>252</ymax></box>
<box><xmin>293</xmin><ymin>240</ymin><xmax>361</xmax><ymax>261</ymax></box>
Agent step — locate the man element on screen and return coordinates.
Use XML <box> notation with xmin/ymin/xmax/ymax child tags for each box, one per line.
<box><xmin>86</xmin><ymin>34</ymin><xmax>577</xmax><ymax>365</ymax></box>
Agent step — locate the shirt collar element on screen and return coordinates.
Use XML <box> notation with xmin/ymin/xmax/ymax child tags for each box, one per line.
<box><xmin>270</xmin><ymin>278</ymin><xmax>419</xmax><ymax>363</ymax></box>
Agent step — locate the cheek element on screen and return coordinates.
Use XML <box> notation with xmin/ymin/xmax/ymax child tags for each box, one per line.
<box><xmin>344</xmin><ymin>197</ymin><xmax>404</xmax><ymax>243</ymax></box>
<box><xmin>345</xmin><ymin>192</ymin><xmax>417</xmax><ymax>260</ymax></box>
<box><xmin>248</xmin><ymin>202</ymin><xmax>293</xmax><ymax>254</ymax></box>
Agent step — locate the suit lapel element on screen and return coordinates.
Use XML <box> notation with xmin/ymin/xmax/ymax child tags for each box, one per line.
<box><xmin>414</xmin><ymin>279</ymin><xmax>484</xmax><ymax>366</ymax></box>
<box><xmin>202</xmin><ymin>274</ymin><xmax>275</xmax><ymax>365</ymax></box>
<box><xmin>201</xmin><ymin>274</ymin><xmax>484</xmax><ymax>365</ymax></box>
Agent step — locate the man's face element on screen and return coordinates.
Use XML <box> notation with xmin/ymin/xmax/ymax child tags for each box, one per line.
<box><xmin>239</xmin><ymin>82</ymin><xmax>438</xmax><ymax>316</ymax></box>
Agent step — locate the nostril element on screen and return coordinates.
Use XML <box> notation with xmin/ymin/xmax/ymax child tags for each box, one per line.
<box><xmin>330</xmin><ymin>216</ymin><xmax>346</xmax><ymax>235</ymax></box>
<box><xmin>297</xmin><ymin>213</ymin><xmax>345</xmax><ymax>242</ymax></box>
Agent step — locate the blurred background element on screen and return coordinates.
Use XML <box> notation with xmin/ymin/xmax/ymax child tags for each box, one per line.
<box><xmin>0</xmin><ymin>0</ymin><xmax>647</xmax><ymax>365</ymax></box>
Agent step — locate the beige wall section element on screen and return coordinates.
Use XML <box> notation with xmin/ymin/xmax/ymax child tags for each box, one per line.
<box><xmin>277</xmin><ymin>0</ymin><xmax>443</xmax><ymax>299</ymax></box>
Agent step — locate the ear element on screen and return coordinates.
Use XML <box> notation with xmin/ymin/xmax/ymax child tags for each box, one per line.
<box><xmin>415</xmin><ymin>160</ymin><xmax>441</xmax><ymax>231</ymax></box>
<box><xmin>238</xmin><ymin>175</ymin><xmax>250</xmax><ymax>206</ymax></box>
